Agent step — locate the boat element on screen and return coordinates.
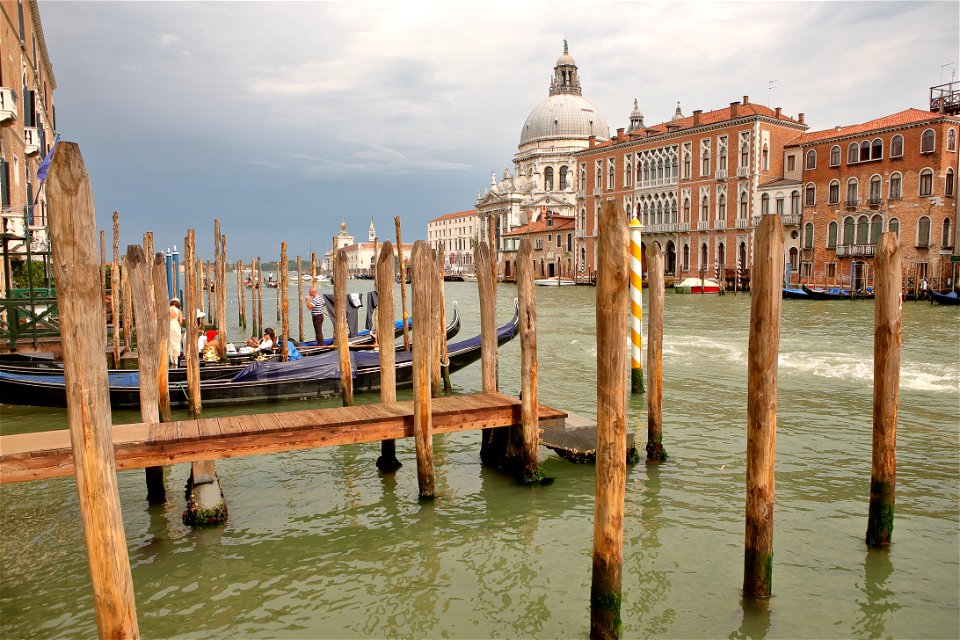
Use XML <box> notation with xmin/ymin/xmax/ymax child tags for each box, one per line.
<box><xmin>0</xmin><ymin>302</ymin><xmax>517</xmax><ymax>408</ymax></box>
<box><xmin>929</xmin><ymin>289</ymin><xmax>960</xmax><ymax>306</ymax></box>
<box><xmin>461</xmin><ymin>273</ymin><xmax>478</xmax><ymax>282</ymax></box>
<box><xmin>673</xmin><ymin>277</ymin><xmax>720</xmax><ymax>294</ymax></box>
<box><xmin>801</xmin><ymin>285</ymin><xmax>849</xmax><ymax>300</ymax></box>
<box><xmin>782</xmin><ymin>287</ymin><xmax>809</xmax><ymax>299</ymax></box>
<box><xmin>534</xmin><ymin>277</ymin><xmax>576</xmax><ymax>287</ymax></box>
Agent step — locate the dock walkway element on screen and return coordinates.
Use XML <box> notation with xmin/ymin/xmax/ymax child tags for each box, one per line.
<box><xmin>0</xmin><ymin>392</ymin><xmax>566</xmax><ymax>483</ymax></box>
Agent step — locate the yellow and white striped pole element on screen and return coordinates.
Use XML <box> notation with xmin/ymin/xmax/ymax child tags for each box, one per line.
<box><xmin>629</xmin><ymin>217</ymin><xmax>645</xmax><ymax>393</ymax></box>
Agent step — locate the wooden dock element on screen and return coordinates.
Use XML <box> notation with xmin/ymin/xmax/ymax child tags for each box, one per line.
<box><xmin>0</xmin><ymin>392</ymin><xmax>566</xmax><ymax>484</ymax></box>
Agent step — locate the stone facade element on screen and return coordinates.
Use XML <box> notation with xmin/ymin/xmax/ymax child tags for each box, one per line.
<box><xmin>502</xmin><ymin>211</ymin><xmax>576</xmax><ymax>280</ymax></box>
<box><xmin>426</xmin><ymin>209</ymin><xmax>478</xmax><ymax>275</ymax></box>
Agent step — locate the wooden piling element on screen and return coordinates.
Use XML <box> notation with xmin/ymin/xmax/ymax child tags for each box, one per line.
<box><xmin>476</xmin><ymin>241</ymin><xmax>504</xmax><ymax>465</ymax></box>
<box><xmin>237</xmin><ymin>260</ymin><xmax>245</xmax><ymax>329</ymax></box>
<box><xmin>250</xmin><ymin>259</ymin><xmax>258</xmax><ymax>336</ymax></box>
<box><xmin>205</xmin><ymin>260</ymin><xmax>212</xmax><ymax>323</ymax></box>
<box><xmin>183</xmin><ymin>230</ymin><xmax>202</xmax><ymax>419</ymax></box>
<box><xmin>280</xmin><ymin>242</ymin><xmax>289</xmax><ymax>361</ymax></box>
<box><xmin>743</xmin><ymin>213</ymin><xmax>783</xmax><ymax>600</ymax></box>
<box><xmin>217</xmin><ymin>233</ymin><xmax>228</xmax><ymax>359</ymax></box>
<box><xmin>590</xmin><ymin>199</ymin><xmax>629</xmax><ymax>640</ymax></box>
<box><xmin>152</xmin><ymin>253</ymin><xmax>172</xmax><ymax>426</ymax></box>
<box><xmin>411</xmin><ymin>240</ymin><xmax>436</xmax><ymax>499</ymax></box>
<box><xmin>395</xmin><ymin>216</ymin><xmax>410</xmax><ymax>351</ymax></box>
<box><xmin>645</xmin><ymin>243</ymin><xmax>666</xmax><ymax>462</ymax></box>
<box><xmin>437</xmin><ymin>242</ymin><xmax>451</xmax><ymax>393</ymax></box>
<box><xmin>111</xmin><ymin>211</ymin><xmax>121</xmax><ymax>365</ymax></box>
<box><xmin>47</xmin><ymin>141</ymin><xmax>140</xmax><ymax>638</ymax></box>
<box><xmin>256</xmin><ymin>257</ymin><xmax>264</xmax><ymax>336</ymax></box>
<box><xmin>516</xmin><ymin>237</ymin><xmax>539</xmax><ymax>481</ymax></box>
<box><xmin>334</xmin><ymin>249</ymin><xmax>353</xmax><ymax>406</ymax></box>
<box><xmin>143</xmin><ymin>232</ymin><xmax>153</xmax><ymax>263</ymax></box>
<box><xmin>121</xmin><ymin>255</ymin><xmax>134</xmax><ymax>352</ymax></box>
<box><xmin>296</xmin><ymin>255</ymin><xmax>304</xmax><ymax>342</ymax></box>
<box><xmin>311</xmin><ymin>252</ymin><xmax>317</xmax><ymax>280</ymax></box>
<box><xmin>867</xmin><ymin>232</ymin><xmax>901</xmax><ymax>547</ymax></box>
<box><xmin>431</xmin><ymin>248</ymin><xmax>442</xmax><ymax>397</ymax></box>
<box><xmin>487</xmin><ymin>218</ymin><xmax>498</xmax><ymax>293</ymax></box>
<box><xmin>375</xmin><ymin>241</ymin><xmax>402</xmax><ymax>472</ymax></box>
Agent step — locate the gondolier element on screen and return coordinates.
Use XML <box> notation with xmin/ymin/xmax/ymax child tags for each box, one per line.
<box><xmin>305</xmin><ymin>286</ymin><xmax>325</xmax><ymax>344</ymax></box>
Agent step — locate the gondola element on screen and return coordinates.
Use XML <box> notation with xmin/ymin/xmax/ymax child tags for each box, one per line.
<box><xmin>929</xmin><ymin>289</ymin><xmax>960</xmax><ymax>306</ymax></box>
<box><xmin>782</xmin><ymin>287</ymin><xmax>809</xmax><ymax>299</ymax></box>
<box><xmin>0</xmin><ymin>301</ymin><xmax>507</xmax><ymax>408</ymax></box>
<box><xmin>801</xmin><ymin>284</ymin><xmax>850</xmax><ymax>300</ymax></box>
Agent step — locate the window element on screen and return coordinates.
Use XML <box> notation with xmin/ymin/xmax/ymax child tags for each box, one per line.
<box><xmin>761</xmin><ymin>193</ymin><xmax>770</xmax><ymax>214</ymax></box>
<box><xmin>946</xmin><ymin>168</ymin><xmax>954</xmax><ymax>196</ymax></box>
<box><xmin>889</xmin><ymin>218</ymin><xmax>900</xmax><ymax>238</ymax></box>
<box><xmin>805</xmin><ymin>183</ymin><xmax>816</xmax><ymax>206</ymax></box>
<box><xmin>890</xmin><ymin>173</ymin><xmax>902</xmax><ymax>200</ymax></box>
<box><xmin>718</xmin><ymin>194</ymin><xmax>726</xmax><ymax>220</ymax></box>
<box><xmin>547</xmin><ymin>234</ymin><xmax>552</xmax><ymax>242</ymax></box>
<box><xmin>829</xmin><ymin>145</ymin><xmax>841</xmax><ymax>166</ymax></box>
<box><xmin>595</xmin><ymin>160</ymin><xmax>602</xmax><ymax>188</ymax></box>
<box><xmin>761</xmin><ymin>144</ymin><xmax>769</xmax><ymax>170</ymax></box>
<box><xmin>871</xmin><ymin>138</ymin><xmax>883</xmax><ymax>160</ymax></box>
<box><xmin>719</xmin><ymin>137</ymin><xmax>728</xmax><ymax>169</ymax></box>
<box><xmin>804</xmin><ymin>222</ymin><xmax>814</xmax><ymax>248</ymax></box>
<box><xmin>560</xmin><ymin>166</ymin><xmax>569</xmax><ymax>190</ymax></box>
<box><xmin>827</xmin><ymin>221</ymin><xmax>838</xmax><ymax>248</ymax></box>
<box><xmin>860</xmin><ymin>140</ymin><xmax>871</xmax><ymax>161</ymax></box>
<box><xmin>919</xmin><ymin>169</ymin><xmax>933</xmax><ymax>196</ymax></box>
<box><xmin>740</xmin><ymin>135</ymin><xmax>750</xmax><ymax>167</ymax></box>
<box><xmin>921</xmin><ymin>129</ymin><xmax>935</xmax><ymax>153</ymax></box>
<box><xmin>949</xmin><ymin>129</ymin><xmax>957</xmax><ymax>152</ymax></box>
<box><xmin>942</xmin><ymin>219</ymin><xmax>953</xmax><ymax>247</ymax></box>
<box><xmin>891</xmin><ymin>135</ymin><xmax>904</xmax><ymax>158</ymax></box>
<box><xmin>870</xmin><ymin>215</ymin><xmax>883</xmax><ymax>245</ymax></box>
<box><xmin>701</xmin><ymin>140</ymin><xmax>711</xmax><ymax>176</ymax></box>
<box><xmin>623</xmin><ymin>159</ymin><xmax>631</xmax><ymax>188</ymax></box>
<box><xmin>826</xmin><ymin>262</ymin><xmax>837</xmax><ymax>278</ymax></box>
<box><xmin>791</xmin><ymin>190</ymin><xmax>800</xmax><ymax>214</ymax></box>
<box><xmin>700</xmin><ymin>243</ymin><xmax>708</xmax><ymax>268</ymax></box>
<box><xmin>682</xmin><ymin>198</ymin><xmax>691</xmax><ymax>224</ymax></box>
<box><xmin>544</xmin><ymin>166</ymin><xmax>554</xmax><ymax>191</ymax></box>
<box><xmin>557</xmin><ymin>233</ymin><xmax>562</xmax><ymax>248</ymax></box>
<box><xmin>843</xmin><ymin>216</ymin><xmax>855</xmax><ymax>245</ymax></box>
<box><xmin>682</xmin><ymin>143</ymin><xmax>692</xmax><ymax>178</ymax></box>
<box><xmin>787</xmin><ymin>155</ymin><xmax>796</xmax><ymax>172</ymax></box>
<box><xmin>700</xmin><ymin>195</ymin><xmax>709</xmax><ymax>223</ymax></box>
<box><xmin>869</xmin><ymin>175</ymin><xmax>882</xmax><ymax>204</ymax></box>
<box><xmin>917</xmin><ymin>216</ymin><xmax>931</xmax><ymax>246</ymax></box>
<box><xmin>856</xmin><ymin>215</ymin><xmax>870</xmax><ymax>244</ymax></box>
<box><xmin>682</xmin><ymin>244</ymin><xmax>690</xmax><ymax>272</ymax></box>
<box><xmin>776</xmin><ymin>197</ymin><xmax>784</xmax><ymax>216</ymax></box>
<box><xmin>580</xmin><ymin>163</ymin><xmax>586</xmax><ymax>189</ymax></box>
<box><xmin>608</xmin><ymin>159</ymin><xmax>615</xmax><ymax>190</ymax></box>
<box><xmin>805</xmin><ymin>149</ymin><xmax>816</xmax><ymax>169</ymax></box>
<box><xmin>567</xmin><ymin>233</ymin><xmax>572</xmax><ymax>251</ymax></box>
<box><xmin>846</xmin><ymin>179</ymin><xmax>859</xmax><ymax>204</ymax></box>
<box><xmin>739</xmin><ymin>192</ymin><xmax>748</xmax><ymax>218</ymax></box>
<box><xmin>829</xmin><ymin>180</ymin><xmax>840</xmax><ymax>204</ymax></box>
<box><xmin>847</xmin><ymin>142</ymin><xmax>859</xmax><ymax>164</ymax></box>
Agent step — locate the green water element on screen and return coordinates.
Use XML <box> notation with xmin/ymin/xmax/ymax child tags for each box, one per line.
<box><xmin>1</xmin><ymin>280</ymin><xmax>958</xmax><ymax>638</ymax></box>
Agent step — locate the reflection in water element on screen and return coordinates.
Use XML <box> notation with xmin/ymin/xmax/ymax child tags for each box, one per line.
<box><xmin>730</xmin><ymin>597</ymin><xmax>771</xmax><ymax>640</ymax></box>
<box><xmin>853</xmin><ymin>548</ymin><xmax>900</xmax><ymax>638</ymax></box>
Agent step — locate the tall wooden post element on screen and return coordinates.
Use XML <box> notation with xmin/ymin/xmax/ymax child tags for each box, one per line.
<box><xmin>256</xmin><ymin>257</ymin><xmax>264</xmax><ymax>337</ymax></box>
<box><xmin>205</xmin><ymin>260</ymin><xmax>212</xmax><ymax>323</ymax></box>
<box><xmin>217</xmin><ymin>234</ymin><xmax>228</xmax><ymax>359</ymax></box>
<box><xmin>111</xmin><ymin>212</ymin><xmax>121</xmax><ymax>365</ymax></box>
<box><xmin>280</xmin><ymin>242</ymin><xmax>289</xmax><ymax>361</ymax></box>
<box><xmin>237</xmin><ymin>259</ymin><xmax>245</xmax><ymax>329</ymax></box>
<box><xmin>476</xmin><ymin>241</ymin><xmax>504</xmax><ymax>465</ymax></box>
<box><xmin>487</xmin><ymin>217</ymin><xmax>498</xmax><ymax>293</ymax></box>
<box><xmin>250</xmin><ymin>259</ymin><xmax>258</xmax><ymax>336</ymax></box>
<box><xmin>334</xmin><ymin>249</ymin><xmax>353</xmax><ymax>405</ymax></box>
<box><xmin>296</xmin><ymin>255</ymin><xmax>304</xmax><ymax>342</ymax></box>
<box><xmin>183</xmin><ymin>230</ymin><xmax>202</xmax><ymax>419</ymax></box>
<box><xmin>311</xmin><ymin>252</ymin><xmax>317</xmax><ymax>280</ymax></box>
<box><xmin>437</xmin><ymin>242</ymin><xmax>451</xmax><ymax>393</ymax></box>
<box><xmin>516</xmin><ymin>237</ymin><xmax>539</xmax><ymax>481</ymax></box>
<box><xmin>375</xmin><ymin>241</ymin><xmax>402</xmax><ymax>472</ymax></box>
<box><xmin>395</xmin><ymin>216</ymin><xmax>410</xmax><ymax>351</ymax></box>
<box><xmin>121</xmin><ymin>255</ymin><xmax>134</xmax><ymax>352</ymax></box>
<box><xmin>591</xmin><ymin>200</ymin><xmax>629</xmax><ymax>639</ymax></box>
<box><xmin>743</xmin><ymin>213</ymin><xmax>783</xmax><ymax>599</ymax></box>
<box><xmin>430</xmin><ymin>248</ymin><xmax>442</xmax><ymax>397</ymax></box>
<box><xmin>646</xmin><ymin>244</ymin><xmax>666</xmax><ymax>462</ymax></box>
<box><xmin>47</xmin><ymin>141</ymin><xmax>140</xmax><ymax>638</ymax></box>
<box><xmin>143</xmin><ymin>232</ymin><xmax>153</xmax><ymax>263</ymax></box>
<box><xmin>152</xmin><ymin>254</ymin><xmax>172</xmax><ymax>426</ymax></box>
<box><xmin>867</xmin><ymin>232</ymin><xmax>901</xmax><ymax>547</ymax></box>
<box><xmin>629</xmin><ymin>218</ymin><xmax>645</xmax><ymax>393</ymax></box>
<box><xmin>411</xmin><ymin>240</ymin><xmax>435</xmax><ymax>499</ymax></box>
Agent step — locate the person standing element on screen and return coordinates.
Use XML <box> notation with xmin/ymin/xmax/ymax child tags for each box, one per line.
<box><xmin>305</xmin><ymin>286</ymin><xmax>326</xmax><ymax>344</ymax></box>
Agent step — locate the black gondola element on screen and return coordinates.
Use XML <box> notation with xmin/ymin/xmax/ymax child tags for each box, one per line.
<box><xmin>0</xmin><ymin>302</ymin><xmax>517</xmax><ymax>409</ymax></box>
<box><xmin>801</xmin><ymin>284</ymin><xmax>850</xmax><ymax>300</ymax></box>
<box><xmin>929</xmin><ymin>289</ymin><xmax>960</xmax><ymax>306</ymax></box>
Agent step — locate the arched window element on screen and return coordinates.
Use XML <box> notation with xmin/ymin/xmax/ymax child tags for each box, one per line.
<box><xmin>761</xmin><ymin>144</ymin><xmax>769</xmax><ymax>170</ymax></box>
<box><xmin>805</xmin><ymin>149</ymin><xmax>817</xmax><ymax>169</ymax></box>
<box><xmin>739</xmin><ymin>192</ymin><xmax>748</xmax><ymax>218</ymax></box>
<box><xmin>701</xmin><ymin>195</ymin><xmax>709</xmax><ymax>223</ymax></box>
<box><xmin>701</xmin><ymin>147</ymin><xmax>711</xmax><ymax>176</ymax></box>
<box><xmin>544</xmin><ymin>166</ymin><xmax>554</xmax><ymax>191</ymax></box>
<box><xmin>827</xmin><ymin>221</ymin><xmax>838</xmax><ymax>248</ymax></box>
<box><xmin>848</xmin><ymin>142</ymin><xmax>860</xmax><ymax>164</ymax></box>
<box><xmin>942</xmin><ymin>218</ymin><xmax>953</xmax><ymax>247</ymax></box>
<box><xmin>888</xmin><ymin>218</ymin><xmax>900</xmax><ymax>238</ymax></box>
<box><xmin>870</xmin><ymin>214</ymin><xmax>883</xmax><ymax>245</ymax></box>
<box><xmin>671</xmin><ymin>155</ymin><xmax>679</xmax><ymax>179</ymax></box>
<box><xmin>856</xmin><ymin>215</ymin><xmax>870</xmax><ymax>244</ymax></box>
<box><xmin>804</xmin><ymin>222</ymin><xmax>814</xmax><ymax>248</ymax></box>
<box><xmin>700</xmin><ymin>243</ymin><xmax>708</xmax><ymax>268</ymax></box>
<box><xmin>843</xmin><ymin>216</ymin><xmax>855</xmax><ymax>245</ymax></box>
<box><xmin>776</xmin><ymin>196</ymin><xmax>785</xmax><ymax>216</ymax></box>
<box><xmin>891</xmin><ymin>134</ymin><xmax>904</xmax><ymax>158</ymax></box>
<box><xmin>682</xmin><ymin>244</ymin><xmax>690</xmax><ymax>272</ymax></box>
<box><xmin>946</xmin><ymin>168</ymin><xmax>954</xmax><ymax>197</ymax></box>
<box><xmin>805</xmin><ymin>183</ymin><xmax>816</xmax><ymax>206</ymax></box>
<box><xmin>761</xmin><ymin>193</ymin><xmax>770</xmax><ymax>214</ymax></box>
<box><xmin>869</xmin><ymin>175</ymin><xmax>882</xmax><ymax>204</ymax></box>
<box><xmin>657</xmin><ymin>158</ymin><xmax>665</xmax><ymax>180</ymax></box>
<box><xmin>919</xmin><ymin>169</ymin><xmax>934</xmax><ymax>196</ymax></box>
<box><xmin>846</xmin><ymin>178</ymin><xmax>859</xmax><ymax>205</ymax></box>
<box><xmin>656</xmin><ymin>201</ymin><xmax>664</xmax><ymax>225</ymax></box>
<box><xmin>890</xmin><ymin>173</ymin><xmax>902</xmax><ymax>200</ymax></box>
<box><xmin>682</xmin><ymin>198</ymin><xmax>691</xmax><ymax>223</ymax></box>
<box><xmin>860</xmin><ymin>140</ymin><xmax>871</xmax><ymax>161</ymax></box>
<box><xmin>872</xmin><ymin>138</ymin><xmax>883</xmax><ymax>160</ymax></box>
<box><xmin>608</xmin><ymin>160</ymin><xmax>615</xmax><ymax>189</ymax></box>
<box><xmin>671</xmin><ymin>200</ymin><xmax>678</xmax><ymax>224</ymax></box>
<box><xmin>829</xmin><ymin>180</ymin><xmax>840</xmax><ymax>204</ymax></box>
<box><xmin>559</xmin><ymin>166</ymin><xmax>569</xmax><ymax>190</ymax></box>
<box><xmin>829</xmin><ymin>145</ymin><xmax>841</xmax><ymax>166</ymax></box>
<box><xmin>949</xmin><ymin>129</ymin><xmax>957</xmax><ymax>152</ymax></box>
<box><xmin>718</xmin><ymin>194</ymin><xmax>726</xmax><ymax>220</ymax></box>
<box><xmin>791</xmin><ymin>190</ymin><xmax>800</xmax><ymax>214</ymax></box>
<box><xmin>921</xmin><ymin>129</ymin><xmax>935</xmax><ymax>153</ymax></box>
<box><xmin>917</xmin><ymin>216</ymin><xmax>931</xmax><ymax>246</ymax></box>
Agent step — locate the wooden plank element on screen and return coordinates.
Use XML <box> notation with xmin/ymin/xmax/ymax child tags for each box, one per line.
<box><xmin>177</xmin><ymin>420</ymin><xmax>201</xmax><ymax>442</ymax></box>
<box><xmin>236</xmin><ymin>414</ymin><xmax>263</xmax><ymax>434</ymax></box>
<box><xmin>255</xmin><ymin>413</ymin><xmax>283</xmax><ymax>432</ymax></box>
<box><xmin>218</xmin><ymin>416</ymin><xmax>244</xmax><ymax>437</ymax></box>
<box><xmin>153</xmin><ymin>420</ymin><xmax>177</xmax><ymax>443</ymax></box>
<box><xmin>275</xmin><ymin>410</ymin><xmax>311</xmax><ymax>430</ymax></box>
<box><xmin>197</xmin><ymin>418</ymin><xmax>221</xmax><ymax>439</ymax></box>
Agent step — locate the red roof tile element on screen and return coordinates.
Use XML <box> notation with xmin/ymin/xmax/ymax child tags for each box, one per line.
<box><xmin>503</xmin><ymin>216</ymin><xmax>575</xmax><ymax>237</ymax></box>
<box><xmin>792</xmin><ymin>109</ymin><xmax>960</xmax><ymax>145</ymax></box>
<box><xmin>428</xmin><ymin>209</ymin><xmax>478</xmax><ymax>223</ymax></box>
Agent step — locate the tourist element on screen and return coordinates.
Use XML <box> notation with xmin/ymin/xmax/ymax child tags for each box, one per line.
<box><xmin>305</xmin><ymin>286</ymin><xmax>325</xmax><ymax>344</ymax></box>
<box><xmin>244</xmin><ymin>327</ymin><xmax>275</xmax><ymax>352</ymax></box>
<box><xmin>167</xmin><ymin>306</ymin><xmax>182</xmax><ymax>365</ymax></box>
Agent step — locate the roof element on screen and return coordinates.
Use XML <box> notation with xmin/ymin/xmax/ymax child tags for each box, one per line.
<box><xmin>758</xmin><ymin>178</ymin><xmax>802</xmax><ymax>189</ymax></box>
<box><xmin>792</xmin><ymin>109</ymin><xmax>960</xmax><ymax>145</ymax></box>
<box><xmin>428</xmin><ymin>209</ymin><xmax>478</xmax><ymax>224</ymax></box>
<box><xmin>503</xmin><ymin>216</ymin><xmax>575</xmax><ymax>237</ymax></box>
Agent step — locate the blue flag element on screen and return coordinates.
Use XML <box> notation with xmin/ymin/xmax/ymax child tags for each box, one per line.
<box><xmin>36</xmin><ymin>136</ymin><xmax>59</xmax><ymax>183</ymax></box>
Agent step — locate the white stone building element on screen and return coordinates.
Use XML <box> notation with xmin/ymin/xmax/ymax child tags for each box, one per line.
<box><xmin>427</xmin><ymin>209</ymin><xmax>479</xmax><ymax>275</ymax></box>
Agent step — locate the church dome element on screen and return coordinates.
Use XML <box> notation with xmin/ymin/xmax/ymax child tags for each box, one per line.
<box><xmin>520</xmin><ymin>94</ymin><xmax>610</xmax><ymax>147</ymax></box>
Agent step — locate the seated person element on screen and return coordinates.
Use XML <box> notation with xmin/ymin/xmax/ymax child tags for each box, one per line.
<box><xmin>240</xmin><ymin>327</ymin><xmax>276</xmax><ymax>354</ymax></box>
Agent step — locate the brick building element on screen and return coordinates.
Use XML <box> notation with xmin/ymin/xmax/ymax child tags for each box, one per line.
<box><xmin>574</xmin><ymin>96</ymin><xmax>807</xmax><ymax>282</ymax></box>
<box><xmin>426</xmin><ymin>209</ymin><xmax>479</xmax><ymax>275</ymax></box>
<box><xmin>501</xmin><ymin>210</ymin><xmax>575</xmax><ymax>280</ymax></box>
<box><xmin>0</xmin><ymin>0</ymin><xmax>56</xmax><ymax>294</ymax></box>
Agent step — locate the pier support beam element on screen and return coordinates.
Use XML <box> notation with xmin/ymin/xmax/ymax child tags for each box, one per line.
<box><xmin>411</xmin><ymin>241</ymin><xmax>436</xmax><ymax>499</ymax></box>
<box><xmin>375</xmin><ymin>241</ymin><xmax>402</xmax><ymax>472</ymax></box>
<box><xmin>645</xmin><ymin>243</ymin><xmax>666</xmax><ymax>462</ymax></box>
<box><xmin>334</xmin><ymin>249</ymin><xmax>353</xmax><ymax>406</ymax></box>
<box><xmin>629</xmin><ymin>217</ymin><xmax>645</xmax><ymax>394</ymax></box>
<box><xmin>476</xmin><ymin>241</ymin><xmax>507</xmax><ymax>466</ymax></box>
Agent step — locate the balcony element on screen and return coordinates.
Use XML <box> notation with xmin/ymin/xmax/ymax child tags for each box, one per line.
<box><xmin>0</xmin><ymin>88</ymin><xmax>17</xmax><ymax>122</ymax></box>
<box><xmin>576</xmin><ymin>190</ymin><xmax>585</xmax><ymax>199</ymax></box>
<box><xmin>23</xmin><ymin>126</ymin><xmax>40</xmax><ymax>155</ymax></box>
<box><xmin>737</xmin><ymin>218</ymin><xmax>753</xmax><ymax>229</ymax></box>
<box><xmin>635</xmin><ymin>176</ymin><xmax>679</xmax><ymax>190</ymax></box>
<box><xmin>737</xmin><ymin>167</ymin><xmax>751</xmax><ymax>178</ymax></box>
<box><xmin>867</xmin><ymin>197</ymin><xmax>884</xmax><ymax>208</ymax></box>
<box><xmin>575</xmin><ymin>230</ymin><xmax>595</xmax><ymax>239</ymax></box>
<box><xmin>715</xmin><ymin>169</ymin><xmax>728</xmax><ymax>181</ymax></box>
<box><xmin>592</xmin><ymin>187</ymin><xmax>601</xmax><ymax>196</ymax></box>
<box><xmin>781</xmin><ymin>213</ymin><xmax>802</xmax><ymax>226</ymax></box>
<box><xmin>836</xmin><ymin>244</ymin><xmax>877</xmax><ymax>257</ymax></box>
<box><xmin>844</xmin><ymin>199</ymin><xmax>859</xmax><ymax>209</ymax></box>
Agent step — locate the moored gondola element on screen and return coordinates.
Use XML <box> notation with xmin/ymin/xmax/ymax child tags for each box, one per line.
<box><xmin>929</xmin><ymin>289</ymin><xmax>960</xmax><ymax>306</ymax></box>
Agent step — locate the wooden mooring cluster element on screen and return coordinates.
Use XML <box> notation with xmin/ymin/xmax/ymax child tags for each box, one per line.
<box><xmin>2</xmin><ymin>142</ymin><xmax>904</xmax><ymax>640</ymax></box>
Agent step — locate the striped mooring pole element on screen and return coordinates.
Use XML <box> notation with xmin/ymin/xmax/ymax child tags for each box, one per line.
<box><xmin>629</xmin><ymin>217</ymin><xmax>645</xmax><ymax>393</ymax></box>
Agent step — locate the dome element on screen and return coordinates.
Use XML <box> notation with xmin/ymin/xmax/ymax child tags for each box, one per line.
<box><xmin>520</xmin><ymin>93</ymin><xmax>610</xmax><ymax>147</ymax></box>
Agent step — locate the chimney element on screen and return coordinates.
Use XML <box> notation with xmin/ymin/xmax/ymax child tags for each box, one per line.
<box><xmin>616</xmin><ymin>127</ymin><xmax>624</xmax><ymax>140</ymax></box>
<box><xmin>798</xmin><ymin>112</ymin><xmax>805</xmax><ymax>125</ymax></box>
<box><xmin>743</xmin><ymin>95</ymin><xmax>750</xmax><ymax>105</ymax></box>
<box><xmin>730</xmin><ymin>101</ymin><xmax>740</xmax><ymax>118</ymax></box>
<box><xmin>693</xmin><ymin>109</ymin><xmax>702</xmax><ymax>126</ymax></box>
<box><xmin>775</xmin><ymin>107</ymin><xmax>782</xmax><ymax>119</ymax></box>
<box><xmin>589</xmin><ymin>135</ymin><xmax>596</xmax><ymax>148</ymax></box>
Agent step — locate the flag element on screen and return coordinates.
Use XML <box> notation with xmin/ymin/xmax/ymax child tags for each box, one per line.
<box><xmin>36</xmin><ymin>135</ymin><xmax>59</xmax><ymax>183</ymax></box>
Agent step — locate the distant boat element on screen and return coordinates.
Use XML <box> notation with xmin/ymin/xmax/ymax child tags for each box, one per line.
<box><xmin>534</xmin><ymin>277</ymin><xmax>576</xmax><ymax>287</ymax></box>
<box><xmin>673</xmin><ymin>277</ymin><xmax>720</xmax><ymax>294</ymax></box>
<box><xmin>782</xmin><ymin>287</ymin><xmax>809</xmax><ymax>299</ymax></box>
<box><xmin>929</xmin><ymin>289</ymin><xmax>960</xmax><ymax>306</ymax></box>
<box><xmin>462</xmin><ymin>273</ymin><xmax>478</xmax><ymax>282</ymax></box>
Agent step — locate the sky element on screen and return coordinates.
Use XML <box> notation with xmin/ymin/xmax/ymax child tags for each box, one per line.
<box><xmin>39</xmin><ymin>0</ymin><xmax>959</xmax><ymax>260</ymax></box>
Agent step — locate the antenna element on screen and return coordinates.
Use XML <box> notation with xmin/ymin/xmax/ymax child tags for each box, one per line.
<box><xmin>767</xmin><ymin>80</ymin><xmax>778</xmax><ymax>106</ymax></box>
<box><xmin>941</xmin><ymin>62</ymin><xmax>956</xmax><ymax>84</ymax></box>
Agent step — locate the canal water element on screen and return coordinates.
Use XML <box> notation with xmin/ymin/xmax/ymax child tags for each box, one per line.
<box><xmin>1</xmin><ymin>278</ymin><xmax>958</xmax><ymax>638</ymax></box>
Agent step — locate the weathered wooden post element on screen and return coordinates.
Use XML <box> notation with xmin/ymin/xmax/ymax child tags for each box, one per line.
<box><xmin>152</xmin><ymin>254</ymin><xmax>172</xmax><ymax>426</ymax></box>
<box><xmin>237</xmin><ymin>259</ymin><xmax>245</xmax><ymax>329</ymax></box>
<box><xmin>411</xmin><ymin>240</ymin><xmax>436</xmax><ymax>499</ymax></box>
<box><xmin>334</xmin><ymin>249</ymin><xmax>353</xmax><ymax>406</ymax></box>
<box><xmin>311</xmin><ymin>252</ymin><xmax>317</xmax><ymax>280</ymax></box>
<box><xmin>866</xmin><ymin>232</ymin><xmax>901</xmax><ymax>547</ymax></box>
<box><xmin>143</xmin><ymin>232</ymin><xmax>154</xmax><ymax>263</ymax></box>
<box><xmin>280</xmin><ymin>242</ymin><xmax>289</xmax><ymax>361</ymax></box>
<box><xmin>250</xmin><ymin>258</ymin><xmax>258</xmax><ymax>337</ymax></box>
<box><xmin>430</xmin><ymin>248</ymin><xmax>442</xmax><ymax>397</ymax></box>
<box><xmin>296</xmin><ymin>255</ymin><xmax>304</xmax><ymax>342</ymax></box>
<box><xmin>205</xmin><ymin>260</ymin><xmax>212</xmax><ymax>324</ymax></box>
<box><xmin>629</xmin><ymin>218</ymin><xmax>645</xmax><ymax>393</ymax></box>
<box><xmin>590</xmin><ymin>199</ymin><xmax>629</xmax><ymax>639</ymax></box>
<box><xmin>375</xmin><ymin>241</ymin><xmax>402</xmax><ymax>472</ymax></box>
<box><xmin>487</xmin><ymin>217</ymin><xmax>498</xmax><ymax>292</ymax></box>
<box><xmin>256</xmin><ymin>257</ymin><xmax>264</xmax><ymax>337</ymax></box>
<box><xmin>436</xmin><ymin>242</ymin><xmax>451</xmax><ymax>393</ymax></box>
<box><xmin>743</xmin><ymin>213</ymin><xmax>783</xmax><ymax>599</ymax></box>
<box><xmin>121</xmin><ymin>255</ymin><xmax>134</xmax><ymax>352</ymax></box>
<box><xmin>47</xmin><ymin>141</ymin><xmax>140</xmax><ymax>637</ymax></box>
<box><xmin>216</xmin><ymin>234</ymin><xmax>228</xmax><ymax>359</ymax></box>
<box><xmin>111</xmin><ymin>211</ymin><xmax>121</xmax><ymax>366</ymax></box>
<box><xmin>516</xmin><ymin>237</ymin><xmax>539</xmax><ymax>481</ymax></box>
<box><xmin>395</xmin><ymin>216</ymin><xmax>411</xmax><ymax>351</ymax></box>
<box><xmin>183</xmin><ymin>230</ymin><xmax>202</xmax><ymax>420</ymax></box>
<box><xmin>645</xmin><ymin>243</ymin><xmax>666</xmax><ymax>462</ymax></box>
<box><xmin>476</xmin><ymin>241</ymin><xmax>505</xmax><ymax>465</ymax></box>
